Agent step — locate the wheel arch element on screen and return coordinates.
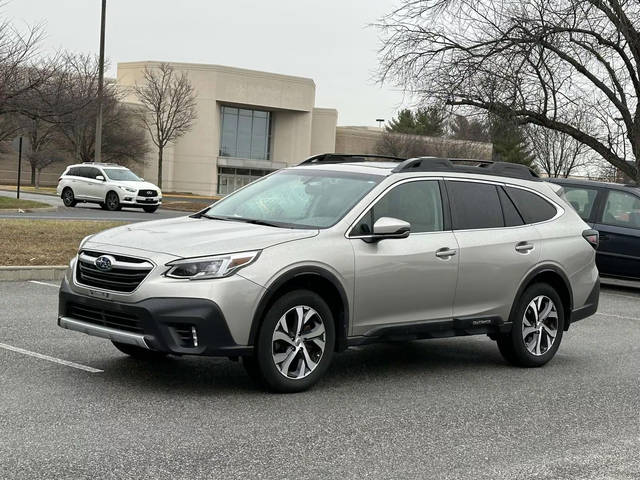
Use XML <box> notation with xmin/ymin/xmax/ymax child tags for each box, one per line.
<box><xmin>248</xmin><ymin>266</ymin><xmax>350</xmax><ymax>352</ymax></box>
<box><xmin>511</xmin><ymin>264</ymin><xmax>573</xmax><ymax>330</ymax></box>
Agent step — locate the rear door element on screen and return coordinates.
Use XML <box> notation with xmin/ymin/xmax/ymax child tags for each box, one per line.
<box><xmin>350</xmin><ymin>179</ymin><xmax>459</xmax><ymax>334</ymax></box>
<box><xmin>594</xmin><ymin>189</ymin><xmax>640</xmax><ymax>279</ymax></box>
<box><xmin>447</xmin><ymin>180</ymin><xmax>542</xmax><ymax>321</ymax></box>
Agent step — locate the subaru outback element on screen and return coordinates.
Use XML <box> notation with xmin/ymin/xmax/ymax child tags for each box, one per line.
<box><xmin>58</xmin><ymin>154</ymin><xmax>600</xmax><ymax>392</ymax></box>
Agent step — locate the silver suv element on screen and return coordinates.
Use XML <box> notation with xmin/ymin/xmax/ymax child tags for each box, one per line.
<box><xmin>58</xmin><ymin>155</ymin><xmax>600</xmax><ymax>392</ymax></box>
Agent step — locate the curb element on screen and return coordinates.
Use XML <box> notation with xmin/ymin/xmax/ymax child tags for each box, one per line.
<box><xmin>0</xmin><ymin>206</ymin><xmax>58</xmax><ymax>213</ymax></box>
<box><xmin>0</xmin><ymin>265</ymin><xmax>67</xmax><ymax>281</ymax></box>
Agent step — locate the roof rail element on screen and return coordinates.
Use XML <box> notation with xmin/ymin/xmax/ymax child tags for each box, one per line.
<box><xmin>392</xmin><ymin>157</ymin><xmax>540</xmax><ymax>181</ymax></box>
<box><xmin>298</xmin><ymin>153</ymin><xmax>406</xmax><ymax>165</ymax></box>
<box><xmin>82</xmin><ymin>161</ymin><xmax>121</xmax><ymax>166</ymax></box>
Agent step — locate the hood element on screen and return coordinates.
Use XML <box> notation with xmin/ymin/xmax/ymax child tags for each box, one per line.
<box><xmin>86</xmin><ymin>216</ymin><xmax>318</xmax><ymax>258</ymax></box>
<box><xmin>111</xmin><ymin>180</ymin><xmax>161</xmax><ymax>193</ymax></box>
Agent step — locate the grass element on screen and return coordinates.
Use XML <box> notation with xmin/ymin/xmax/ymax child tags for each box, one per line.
<box><xmin>0</xmin><ymin>220</ymin><xmax>125</xmax><ymax>266</ymax></box>
<box><xmin>161</xmin><ymin>200</ymin><xmax>214</xmax><ymax>212</ymax></box>
<box><xmin>0</xmin><ymin>185</ymin><xmax>58</xmax><ymax>195</ymax></box>
<box><xmin>0</xmin><ymin>196</ymin><xmax>52</xmax><ymax>209</ymax></box>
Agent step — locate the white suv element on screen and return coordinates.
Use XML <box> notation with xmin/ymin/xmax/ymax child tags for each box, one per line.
<box><xmin>57</xmin><ymin>163</ymin><xmax>162</xmax><ymax>213</ymax></box>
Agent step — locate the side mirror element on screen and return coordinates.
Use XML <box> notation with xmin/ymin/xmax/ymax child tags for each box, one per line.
<box><xmin>96</xmin><ymin>175</ymin><xmax>105</xmax><ymax>181</ymax></box>
<box><xmin>362</xmin><ymin>217</ymin><xmax>411</xmax><ymax>243</ymax></box>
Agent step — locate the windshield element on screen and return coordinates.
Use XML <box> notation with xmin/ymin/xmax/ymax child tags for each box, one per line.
<box><xmin>103</xmin><ymin>168</ymin><xmax>142</xmax><ymax>182</ymax></box>
<box><xmin>203</xmin><ymin>169</ymin><xmax>382</xmax><ymax>228</ymax></box>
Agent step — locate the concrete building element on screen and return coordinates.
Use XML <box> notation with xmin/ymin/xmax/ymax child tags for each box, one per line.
<box><xmin>117</xmin><ymin>61</ymin><xmax>337</xmax><ymax>195</ymax></box>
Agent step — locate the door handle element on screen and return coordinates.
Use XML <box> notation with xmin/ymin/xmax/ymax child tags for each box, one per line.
<box><xmin>515</xmin><ymin>242</ymin><xmax>535</xmax><ymax>253</ymax></box>
<box><xmin>435</xmin><ymin>247</ymin><xmax>457</xmax><ymax>259</ymax></box>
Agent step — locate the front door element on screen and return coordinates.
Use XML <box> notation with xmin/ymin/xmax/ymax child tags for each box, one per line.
<box><xmin>595</xmin><ymin>189</ymin><xmax>640</xmax><ymax>279</ymax></box>
<box><xmin>349</xmin><ymin>179</ymin><xmax>459</xmax><ymax>335</ymax></box>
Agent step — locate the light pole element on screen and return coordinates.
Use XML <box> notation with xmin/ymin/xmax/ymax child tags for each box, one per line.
<box><xmin>94</xmin><ymin>0</ymin><xmax>106</xmax><ymax>163</ymax></box>
<box><xmin>376</xmin><ymin>118</ymin><xmax>385</xmax><ymax>128</ymax></box>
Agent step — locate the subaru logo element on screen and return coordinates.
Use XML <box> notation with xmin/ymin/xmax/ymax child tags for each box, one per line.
<box><xmin>95</xmin><ymin>255</ymin><xmax>115</xmax><ymax>271</ymax></box>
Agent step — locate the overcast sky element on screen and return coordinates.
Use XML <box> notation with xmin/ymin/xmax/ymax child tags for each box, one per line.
<box><xmin>4</xmin><ymin>0</ymin><xmax>410</xmax><ymax>126</ymax></box>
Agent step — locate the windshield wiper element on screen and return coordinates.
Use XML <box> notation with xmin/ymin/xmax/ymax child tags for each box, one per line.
<box><xmin>234</xmin><ymin>218</ymin><xmax>283</xmax><ymax>228</ymax></box>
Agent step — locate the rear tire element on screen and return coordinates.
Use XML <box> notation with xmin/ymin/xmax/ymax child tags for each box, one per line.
<box><xmin>61</xmin><ymin>187</ymin><xmax>77</xmax><ymax>207</ymax></box>
<box><xmin>244</xmin><ymin>289</ymin><xmax>335</xmax><ymax>393</ymax></box>
<box><xmin>105</xmin><ymin>191</ymin><xmax>121</xmax><ymax>211</ymax></box>
<box><xmin>497</xmin><ymin>283</ymin><xmax>565</xmax><ymax>367</ymax></box>
<box><xmin>143</xmin><ymin>206</ymin><xmax>158</xmax><ymax>213</ymax></box>
<box><xmin>112</xmin><ymin>341</ymin><xmax>168</xmax><ymax>360</ymax></box>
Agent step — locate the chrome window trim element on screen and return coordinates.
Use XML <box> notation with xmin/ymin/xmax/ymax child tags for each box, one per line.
<box><xmin>345</xmin><ymin>176</ymin><xmax>446</xmax><ymax>239</ymax></box>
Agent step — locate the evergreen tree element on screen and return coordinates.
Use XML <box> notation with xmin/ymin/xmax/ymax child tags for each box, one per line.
<box><xmin>489</xmin><ymin>114</ymin><xmax>535</xmax><ymax>168</ymax></box>
<box><xmin>449</xmin><ymin>115</ymin><xmax>490</xmax><ymax>142</ymax></box>
<box><xmin>387</xmin><ymin>106</ymin><xmax>446</xmax><ymax>137</ymax></box>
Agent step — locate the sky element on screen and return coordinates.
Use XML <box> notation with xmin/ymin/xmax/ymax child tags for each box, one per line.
<box><xmin>3</xmin><ymin>0</ymin><xmax>410</xmax><ymax>126</ymax></box>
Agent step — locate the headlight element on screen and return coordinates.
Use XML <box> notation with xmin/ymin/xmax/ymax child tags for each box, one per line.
<box><xmin>165</xmin><ymin>251</ymin><xmax>260</xmax><ymax>280</ymax></box>
<box><xmin>120</xmin><ymin>186</ymin><xmax>137</xmax><ymax>193</ymax></box>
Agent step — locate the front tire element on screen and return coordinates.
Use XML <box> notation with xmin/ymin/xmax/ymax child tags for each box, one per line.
<box><xmin>105</xmin><ymin>191</ymin><xmax>121</xmax><ymax>211</ymax></box>
<box><xmin>245</xmin><ymin>290</ymin><xmax>335</xmax><ymax>393</ymax></box>
<box><xmin>61</xmin><ymin>187</ymin><xmax>77</xmax><ymax>207</ymax></box>
<box><xmin>497</xmin><ymin>283</ymin><xmax>565</xmax><ymax>367</ymax></box>
<box><xmin>112</xmin><ymin>341</ymin><xmax>168</xmax><ymax>360</ymax></box>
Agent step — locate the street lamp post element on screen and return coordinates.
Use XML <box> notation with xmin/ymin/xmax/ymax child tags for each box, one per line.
<box><xmin>94</xmin><ymin>0</ymin><xmax>106</xmax><ymax>163</ymax></box>
<box><xmin>376</xmin><ymin>118</ymin><xmax>385</xmax><ymax>128</ymax></box>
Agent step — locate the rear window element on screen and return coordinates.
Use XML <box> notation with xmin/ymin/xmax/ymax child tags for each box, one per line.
<box><xmin>505</xmin><ymin>187</ymin><xmax>557</xmax><ymax>224</ymax></box>
<box><xmin>498</xmin><ymin>187</ymin><xmax>524</xmax><ymax>227</ymax></box>
<box><xmin>447</xmin><ymin>181</ymin><xmax>504</xmax><ymax>230</ymax></box>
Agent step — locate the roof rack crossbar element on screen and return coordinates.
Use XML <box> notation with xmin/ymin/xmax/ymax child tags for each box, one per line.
<box><xmin>298</xmin><ymin>153</ymin><xmax>406</xmax><ymax>166</ymax></box>
<box><xmin>392</xmin><ymin>157</ymin><xmax>540</xmax><ymax>181</ymax></box>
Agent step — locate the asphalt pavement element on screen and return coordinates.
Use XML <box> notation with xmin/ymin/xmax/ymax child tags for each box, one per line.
<box><xmin>0</xmin><ymin>190</ymin><xmax>187</xmax><ymax>222</ymax></box>
<box><xmin>0</xmin><ymin>281</ymin><xmax>638</xmax><ymax>479</ymax></box>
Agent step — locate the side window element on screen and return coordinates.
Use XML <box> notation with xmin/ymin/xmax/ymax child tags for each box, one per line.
<box><xmin>86</xmin><ymin>167</ymin><xmax>101</xmax><ymax>179</ymax></box>
<box><xmin>498</xmin><ymin>187</ymin><xmax>524</xmax><ymax>227</ymax></box>
<box><xmin>505</xmin><ymin>187</ymin><xmax>557</xmax><ymax>223</ymax></box>
<box><xmin>447</xmin><ymin>181</ymin><xmax>504</xmax><ymax>230</ymax></box>
<box><xmin>602</xmin><ymin>190</ymin><xmax>640</xmax><ymax>229</ymax></box>
<box><xmin>560</xmin><ymin>186</ymin><xmax>598</xmax><ymax>221</ymax></box>
<box><xmin>77</xmin><ymin>167</ymin><xmax>91</xmax><ymax>178</ymax></box>
<box><xmin>352</xmin><ymin>180</ymin><xmax>443</xmax><ymax>235</ymax></box>
<box><xmin>67</xmin><ymin>167</ymin><xmax>79</xmax><ymax>177</ymax></box>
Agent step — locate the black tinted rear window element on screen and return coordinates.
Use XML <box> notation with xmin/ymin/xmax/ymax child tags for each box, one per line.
<box><xmin>498</xmin><ymin>187</ymin><xmax>524</xmax><ymax>226</ymax></box>
<box><xmin>505</xmin><ymin>187</ymin><xmax>557</xmax><ymax>223</ymax></box>
<box><xmin>447</xmin><ymin>181</ymin><xmax>504</xmax><ymax>230</ymax></box>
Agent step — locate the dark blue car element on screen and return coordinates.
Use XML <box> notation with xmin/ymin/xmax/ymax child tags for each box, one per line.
<box><xmin>548</xmin><ymin>178</ymin><xmax>640</xmax><ymax>285</ymax></box>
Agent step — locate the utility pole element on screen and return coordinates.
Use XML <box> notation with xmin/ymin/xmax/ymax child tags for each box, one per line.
<box><xmin>94</xmin><ymin>0</ymin><xmax>107</xmax><ymax>163</ymax></box>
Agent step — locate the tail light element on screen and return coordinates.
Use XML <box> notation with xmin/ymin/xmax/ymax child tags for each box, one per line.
<box><xmin>582</xmin><ymin>229</ymin><xmax>599</xmax><ymax>249</ymax></box>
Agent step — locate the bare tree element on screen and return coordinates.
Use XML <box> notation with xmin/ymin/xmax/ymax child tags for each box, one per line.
<box><xmin>53</xmin><ymin>54</ymin><xmax>148</xmax><ymax>164</ymax></box>
<box><xmin>527</xmin><ymin>125</ymin><xmax>589</xmax><ymax>178</ymax></box>
<box><xmin>134</xmin><ymin>63</ymin><xmax>197</xmax><ymax>189</ymax></box>
<box><xmin>377</xmin><ymin>0</ymin><xmax>640</xmax><ymax>184</ymax></box>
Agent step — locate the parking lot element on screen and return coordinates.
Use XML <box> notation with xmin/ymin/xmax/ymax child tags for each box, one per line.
<box><xmin>0</xmin><ymin>281</ymin><xmax>637</xmax><ymax>479</ymax></box>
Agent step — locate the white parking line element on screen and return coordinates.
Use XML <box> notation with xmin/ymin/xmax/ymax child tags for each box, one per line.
<box><xmin>595</xmin><ymin>312</ymin><xmax>638</xmax><ymax>322</ymax></box>
<box><xmin>28</xmin><ymin>280</ymin><xmax>59</xmax><ymax>288</ymax></box>
<box><xmin>0</xmin><ymin>343</ymin><xmax>103</xmax><ymax>373</ymax></box>
<box><xmin>601</xmin><ymin>292</ymin><xmax>640</xmax><ymax>301</ymax></box>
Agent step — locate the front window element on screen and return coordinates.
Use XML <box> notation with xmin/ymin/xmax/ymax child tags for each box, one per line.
<box><xmin>103</xmin><ymin>168</ymin><xmax>142</xmax><ymax>182</ymax></box>
<box><xmin>219</xmin><ymin>106</ymin><xmax>272</xmax><ymax>160</ymax></box>
<box><xmin>204</xmin><ymin>169</ymin><xmax>382</xmax><ymax>228</ymax></box>
<box><xmin>602</xmin><ymin>190</ymin><xmax>640</xmax><ymax>229</ymax></box>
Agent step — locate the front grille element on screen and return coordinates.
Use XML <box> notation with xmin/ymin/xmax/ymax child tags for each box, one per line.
<box><xmin>138</xmin><ymin>189</ymin><xmax>157</xmax><ymax>197</ymax></box>
<box><xmin>76</xmin><ymin>250</ymin><xmax>153</xmax><ymax>293</ymax></box>
<box><xmin>68</xmin><ymin>303</ymin><xmax>143</xmax><ymax>333</ymax></box>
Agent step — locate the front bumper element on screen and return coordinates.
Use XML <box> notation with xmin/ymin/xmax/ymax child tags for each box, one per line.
<box><xmin>58</xmin><ymin>278</ymin><xmax>253</xmax><ymax>356</ymax></box>
<box><xmin>119</xmin><ymin>195</ymin><xmax>162</xmax><ymax>207</ymax></box>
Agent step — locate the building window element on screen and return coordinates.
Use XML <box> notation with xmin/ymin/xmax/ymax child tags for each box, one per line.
<box><xmin>219</xmin><ymin>106</ymin><xmax>272</xmax><ymax>160</ymax></box>
<box><xmin>217</xmin><ymin>167</ymin><xmax>272</xmax><ymax>195</ymax></box>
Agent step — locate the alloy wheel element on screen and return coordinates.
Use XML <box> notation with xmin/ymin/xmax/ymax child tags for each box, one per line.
<box><xmin>63</xmin><ymin>189</ymin><xmax>74</xmax><ymax>206</ymax></box>
<box><xmin>522</xmin><ymin>295</ymin><xmax>558</xmax><ymax>356</ymax></box>
<box><xmin>271</xmin><ymin>305</ymin><xmax>326</xmax><ymax>379</ymax></box>
<box><xmin>106</xmin><ymin>192</ymin><xmax>119</xmax><ymax>210</ymax></box>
